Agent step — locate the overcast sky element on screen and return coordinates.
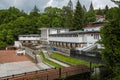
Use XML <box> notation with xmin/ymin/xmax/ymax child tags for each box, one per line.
<box><xmin>0</xmin><ymin>0</ymin><xmax>117</xmax><ymax>13</ymax></box>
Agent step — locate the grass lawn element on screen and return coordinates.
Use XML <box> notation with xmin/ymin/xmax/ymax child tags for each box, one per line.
<box><xmin>51</xmin><ymin>52</ymin><xmax>100</xmax><ymax>67</ymax></box>
<box><xmin>39</xmin><ymin>52</ymin><xmax>62</xmax><ymax>68</ymax></box>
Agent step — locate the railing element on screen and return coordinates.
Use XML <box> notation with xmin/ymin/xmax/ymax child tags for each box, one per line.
<box><xmin>23</xmin><ymin>46</ymin><xmax>39</xmax><ymax>59</ymax></box>
<box><xmin>70</xmin><ymin>49</ymin><xmax>103</xmax><ymax>64</ymax></box>
<box><xmin>77</xmin><ymin>44</ymin><xmax>97</xmax><ymax>52</ymax></box>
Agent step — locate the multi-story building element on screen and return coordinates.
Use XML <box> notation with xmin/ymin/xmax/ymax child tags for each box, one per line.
<box><xmin>48</xmin><ymin>22</ymin><xmax>105</xmax><ymax>54</ymax></box>
<box><xmin>39</xmin><ymin>28</ymin><xmax>69</xmax><ymax>45</ymax></box>
<box><xmin>18</xmin><ymin>34</ymin><xmax>40</xmax><ymax>45</ymax></box>
<box><xmin>18</xmin><ymin>21</ymin><xmax>105</xmax><ymax>54</ymax></box>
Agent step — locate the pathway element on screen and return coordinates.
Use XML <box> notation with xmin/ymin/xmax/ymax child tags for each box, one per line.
<box><xmin>42</xmin><ymin>50</ymin><xmax>70</xmax><ymax>67</ymax></box>
<box><xmin>0</xmin><ymin>61</ymin><xmax>52</xmax><ymax>78</ymax></box>
<box><xmin>0</xmin><ymin>50</ymin><xmax>52</xmax><ymax>78</ymax></box>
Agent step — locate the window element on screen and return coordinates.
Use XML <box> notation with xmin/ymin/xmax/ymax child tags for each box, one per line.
<box><xmin>94</xmin><ymin>34</ymin><xmax>99</xmax><ymax>39</ymax></box>
<box><xmin>28</xmin><ymin>41</ymin><xmax>31</xmax><ymax>43</ymax></box>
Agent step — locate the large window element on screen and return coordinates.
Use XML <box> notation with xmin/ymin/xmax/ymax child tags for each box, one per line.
<box><xmin>94</xmin><ymin>34</ymin><xmax>99</xmax><ymax>39</ymax></box>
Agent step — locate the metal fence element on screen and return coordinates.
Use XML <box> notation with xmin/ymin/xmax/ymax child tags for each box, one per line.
<box><xmin>70</xmin><ymin>49</ymin><xmax>103</xmax><ymax>64</ymax></box>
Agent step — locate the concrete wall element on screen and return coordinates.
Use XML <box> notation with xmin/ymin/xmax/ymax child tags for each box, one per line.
<box><xmin>49</xmin><ymin>36</ymin><xmax>83</xmax><ymax>43</ymax></box>
<box><xmin>84</xmin><ymin>26</ymin><xmax>101</xmax><ymax>32</ymax></box>
<box><xmin>19</xmin><ymin>36</ymin><xmax>40</xmax><ymax>41</ymax></box>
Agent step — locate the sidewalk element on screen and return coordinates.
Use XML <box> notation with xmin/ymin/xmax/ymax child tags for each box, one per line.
<box><xmin>0</xmin><ymin>61</ymin><xmax>53</xmax><ymax>78</ymax></box>
<box><xmin>42</xmin><ymin>50</ymin><xmax>70</xmax><ymax>67</ymax></box>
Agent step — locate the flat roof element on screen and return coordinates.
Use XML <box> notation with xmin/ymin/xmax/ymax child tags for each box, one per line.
<box><xmin>49</xmin><ymin>30</ymin><xmax>99</xmax><ymax>35</ymax></box>
<box><xmin>38</xmin><ymin>27</ymin><xmax>69</xmax><ymax>30</ymax></box>
<box><xmin>19</xmin><ymin>34</ymin><xmax>40</xmax><ymax>37</ymax></box>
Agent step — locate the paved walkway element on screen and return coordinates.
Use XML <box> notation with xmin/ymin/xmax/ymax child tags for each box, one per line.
<box><xmin>0</xmin><ymin>50</ymin><xmax>52</xmax><ymax>78</ymax></box>
<box><xmin>42</xmin><ymin>50</ymin><xmax>70</xmax><ymax>67</ymax></box>
<box><xmin>0</xmin><ymin>61</ymin><xmax>52</xmax><ymax>78</ymax></box>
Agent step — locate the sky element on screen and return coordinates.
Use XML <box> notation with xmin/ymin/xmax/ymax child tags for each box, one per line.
<box><xmin>0</xmin><ymin>0</ymin><xmax>117</xmax><ymax>13</ymax></box>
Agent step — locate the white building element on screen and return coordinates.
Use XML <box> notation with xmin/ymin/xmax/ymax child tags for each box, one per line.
<box><xmin>18</xmin><ymin>34</ymin><xmax>40</xmax><ymax>45</ymax></box>
<box><xmin>49</xmin><ymin>30</ymin><xmax>100</xmax><ymax>48</ymax></box>
<box><xmin>44</xmin><ymin>22</ymin><xmax>105</xmax><ymax>54</ymax></box>
<box><xmin>18</xmin><ymin>22</ymin><xmax>105</xmax><ymax>54</ymax></box>
<box><xmin>39</xmin><ymin>28</ymin><xmax>69</xmax><ymax>45</ymax></box>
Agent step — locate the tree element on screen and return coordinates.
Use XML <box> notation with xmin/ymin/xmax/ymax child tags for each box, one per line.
<box><xmin>73</xmin><ymin>0</ymin><xmax>84</xmax><ymax>30</ymax></box>
<box><xmin>83</xmin><ymin>5</ymin><xmax>87</xmax><ymax>12</ymax></box>
<box><xmin>100</xmin><ymin>2</ymin><xmax>120</xmax><ymax>79</ymax></box>
<box><xmin>67</xmin><ymin>0</ymin><xmax>73</xmax><ymax>11</ymax></box>
<box><xmin>0</xmin><ymin>42</ymin><xmax>7</xmax><ymax>48</ymax></box>
<box><xmin>44</xmin><ymin>7</ymin><xmax>62</xmax><ymax>27</ymax></box>
<box><xmin>104</xmin><ymin>5</ymin><xmax>109</xmax><ymax>19</ymax></box>
<box><xmin>84</xmin><ymin>11</ymin><xmax>96</xmax><ymax>24</ymax></box>
<box><xmin>96</xmin><ymin>8</ymin><xmax>104</xmax><ymax>15</ymax></box>
<box><xmin>30</xmin><ymin>5</ymin><xmax>40</xmax><ymax>16</ymax></box>
<box><xmin>84</xmin><ymin>1</ymin><xmax>96</xmax><ymax>25</ymax></box>
<box><xmin>0</xmin><ymin>7</ymin><xmax>26</xmax><ymax>25</ymax></box>
<box><xmin>105</xmin><ymin>5</ymin><xmax>109</xmax><ymax>13</ymax></box>
<box><xmin>0</xmin><ymin>6</ymin><xmax>42</xmax><ymax>48</ymax></box>
<box><xmin>89</xmin><ymin>2</ymin><xmax>94</xmax><ymax>11</ymax></box>
<box><xmin>105</xmin><ymin>7</ymin><xmax>118</xmax><ymax>20</ymax></box>
<box><xmin>111</xmin><ymin>0</ymin><xmax>120</xmax><ymax>7</ymax></box>
<box><xmin>61</xmin><ymin>0</ymin><xmax>73</xmax><ymax>29</ymax></box>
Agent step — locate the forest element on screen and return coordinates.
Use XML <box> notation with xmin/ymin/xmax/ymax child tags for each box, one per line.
<box><xmin>0</xmin><ymin>0</ymin><xmax>117</xmax><ymax>48</ymax></box>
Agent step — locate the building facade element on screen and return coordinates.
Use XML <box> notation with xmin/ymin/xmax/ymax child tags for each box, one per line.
<box><xmin>18</xmin><ymin>22</ymin><xmax>105</xmax><ymax>54</ymax></box>
<box><xmin>47</xmin><ymin>22</ymin><xmax>105</xmax><ymax>54</ymax></box>
<box><xmin>19</xmin><ymin>34</ymin><xmax>40</xmax><ymax>45</ymax></box>
<box><xmin>39</xmin><ymin>28</ymin><xmax>69</xmax><ymax>45</ymax></box>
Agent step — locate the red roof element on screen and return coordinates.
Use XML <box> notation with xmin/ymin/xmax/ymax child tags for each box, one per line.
<box><xmin>86</xmin><ymin>22</ymin><xmax>106</xmax><ymax>28</ymax></box>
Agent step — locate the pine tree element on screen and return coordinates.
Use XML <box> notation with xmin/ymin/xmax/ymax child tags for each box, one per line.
<box><xmin>30</xmin><ymin>5</ymin><xmax>40</xmax><ymax>16</ymax></box>
<box><xmin>105</xmin><ymin>5</ymin><xmax>109</xmax><ymax>13</ymax></box>
<box><xmin>111</xmin><ymin>0</ymin><xmax>120</xmax><ymax>7</ymax></box>
<box><xmin>32</xmin><ymin>5</ymin><xmax>40</xmax><ymax>13</ymax></box>
<box><xmin>83</xmin><ymin>5</ymin><xmax>87</xmax><ymax>12</ymax></box>
<box><xmin>89</xmin><ymin>2</ymin><xmax>94</xmax><ymax>11</ymax></box>
<box><xmin>104</xmin><ymin>5</ymin><xmax>109</xmax><ymax>19</ymax></box>
<box><xmin>61</xmin><ymin>0</ymin><xmax>73</xmax><ymax>29</ymax></box>
<box><xmin>73</xmin><ymin>0</ymin><xmax>84</xmax><ymax>30</ymax></box>
<box><xmin>96</xmin><ymin>8</ymin><xmax>103</xmax><ymax>15</ymax></box>
<box><xmin>67</xmin><ymin>0</ymin><xmax>73</xmax><ymax>11</ymax></box>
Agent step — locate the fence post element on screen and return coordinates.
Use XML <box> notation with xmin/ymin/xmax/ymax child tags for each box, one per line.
<box><xmin>12</xmin><ymin>75</ymin><xmax>14</xmax><ymax>78</ymax></box>
<box><xmin>90</xmin><ymin>62</ymin><xmax>92</xmax><ymax>72</ymax></box>
<box><xmin>59</xmin><ymin>68</ymin><xmax>61</xmax><ymax>79</ymax></box>
<box><xmin>47</xmin><ymin>74</ymin><xmax>48</xmax><ymax>80</ymax></box>
<box><xmin>89</xmin><ymin>62</ymin><xmax>92</xmax><ymax>80</ymax></box>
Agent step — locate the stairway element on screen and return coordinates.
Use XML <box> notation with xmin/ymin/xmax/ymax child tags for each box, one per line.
<box><xmin>77</xmin><ymin>44</ymin><xmax>97</xmax><ymax>52</ymax></box>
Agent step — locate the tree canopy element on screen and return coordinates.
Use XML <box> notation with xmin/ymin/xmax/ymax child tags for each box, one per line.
<box><xmin>73</xmin><ymin>0</ymin><xmax>84</xmax><ymax>30</ymax></box>
<box><xmin>100</xmin><ymin>1</ymin><xmax>120</xmax><ymax>79</ymax></box>
<box><xmin>0</xmin><ymin>0</ymin><xmax>119</xmax><ymax>48</ymax></box>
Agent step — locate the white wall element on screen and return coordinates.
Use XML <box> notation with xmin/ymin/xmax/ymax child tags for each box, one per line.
<box><xmin>84</xmin><ymin>33</ymin><xmax>100</xmax><ymax>46</ymax></box>
<box><xmin>49</xmin><ymin>36</ymin><xmax>83</xmax><ymax>43</ymax></box>
<box><xmin>41</xmin><ymin>29</ymin><xmax>48</xmax><ymax>39</ymax></box>
<box><xmin>14</xmin><ymin>41</ymin><xmax>22</xmax><ymax>47</ymax></box>
<box><xmin>49</xmin><ymin>29</ymin><xmax>69</xmax><ymax>34</ymax></box>
<box><xmin>84</xmin><ymin>26</ymin><xmax>101</xmax><ymax>32</ymax></box>
<box><xmin>19</xmin><ymin>36</ymin><xmax>40</xmax><ymax>41</ymax></box>
<box><xmin>49</xmin><ymin>29</ymin><xmax>57</xmax><ymax>34</ymax></box>
<box><xmin>60</xmin><ymin>29</ymin><xmax>69</xmax><ymax>33</ymax></box>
